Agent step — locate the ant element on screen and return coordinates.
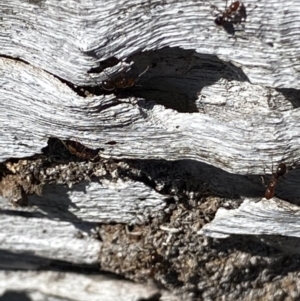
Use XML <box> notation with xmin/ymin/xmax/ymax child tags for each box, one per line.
<box><xmin>212</xmin><ymin>1</ymin><xmax>246</xmax><ymax>28</ymax></box>
<box><xmin>61</xmin><ymin>140</ymin><xmax>100</xmax><ymax>162</ymax></box>
<box><xmin>101</xmin><ymin>65</ymin><xmax>149</xmax><ymax>91</ymax></box>
<box><xmin>214</xmin><ymin>1</ymin><xmax>240</xmax><ymax>26</ymax></box>
<box><xmin>264</xmin><ymin>163</ymin><xmax>287</xmax><ymax>199</ymax></box>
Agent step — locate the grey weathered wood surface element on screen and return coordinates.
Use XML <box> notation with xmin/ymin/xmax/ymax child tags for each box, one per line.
<box><xmin>199</xmin><ymin>198</ymin><xmax>300</xmax><ymax>255</ymax></box>
<box><xmin>2</xmin><ymin>0</ymin><xmax>300</xmax><ymax>88</ymax></box>
<box><xmin>1</xmin><ymin>55</ymin><xmax>300</xmax><ymax>175</ymax></box>
<box><xmin>1</xmin><ymin>0</ymin><xmax>300</xmax><ymax>299</ymax></box>
<box><xmin>0</xmin><ymin>180</ymin><xmax>167</xmax><ymax>224</ymax></box>
<box><xmin>0</xmin><ymin>204</ymin><xmax>101</xmax><ymax>266</ymax></box>
<box><xmin>0</xmin><ymin>270</ymin><xmax>180</xmax><ymax>301</ymax></box>
<box><xmin>200</xmin><ymin>198</ymin><xmax>300</xmax><ymax>239</ymax></box>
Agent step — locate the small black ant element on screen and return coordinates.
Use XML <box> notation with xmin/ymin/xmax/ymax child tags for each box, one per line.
<box><xmin>264</xmin><ymin>163</ymin><xmax>287</xmax><ymax>199</ymax></box>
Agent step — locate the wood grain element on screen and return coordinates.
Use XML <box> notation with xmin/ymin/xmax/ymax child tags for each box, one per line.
<box><xmin>1</xmin><ymin>0</ymin><xmax>300</xmax><ymax>299</ymax></box>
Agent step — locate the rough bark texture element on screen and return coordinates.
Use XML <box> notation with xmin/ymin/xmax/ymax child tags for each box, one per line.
<box><xmin>1</xmin><ymin>0</ymin><xmax>300</xmax><ymax>300</ymax></box>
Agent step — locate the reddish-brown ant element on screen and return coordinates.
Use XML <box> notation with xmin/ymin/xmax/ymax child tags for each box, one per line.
<box><xmin>212</xmin><ymin>0</ymin><xmax>246</xmax><ymax>29</ymax></box>
<box><xmin>61</xmin><ymin>140</ymin><xmax>100</xmax><ymax>162</ymax></box>
<box><xmin>213</xmin><ymin>1</ymin><xmax>240</xmax><ymax>26</ymax></box>
<box><xmin>264</xmin><ymin>163</ymin><xmax>287</xmax><ymax>199</ymax></box>
<box><xmin>101</xmin><ymin>66</ymin><xmax>149</xmax><ymax>91</ymax></box>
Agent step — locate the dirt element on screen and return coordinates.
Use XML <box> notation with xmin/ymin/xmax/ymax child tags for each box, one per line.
<box><xmin>98</xmin><ymin>199</ymin><xmax>300</xmax><ymax>301</ymax></box>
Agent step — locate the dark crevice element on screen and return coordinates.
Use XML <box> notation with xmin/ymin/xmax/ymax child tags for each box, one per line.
<box><xmin>87</xmin><ymin>56</ymin><xmax>120</xmax><ymax>74</ymax></box>
<box><xmin>0</xmin><ymin>291</ymin><xmax>32</xmax><ymax>301</ymax></box>
<box><xmin>54</xmin><ymin>47</ymin><xmax>251</xmax><ymax>113</ymax></box>
<box><xmin>0</xmin><ymin>249</ymin><xmax>124</xmax><ymax>278</ymax></box>
<box><xmin>0</xmin><ymin>54</ymin><xmax>30</xmax><ymax>66</ymax></box>
<box><xmin>2</xmin><ymin>48</ymin><xmax>251</xmax><ymax>113</ymax></box>
<box><xmin>111</xmin><ymin>48</ymin><xmax>250</xmax><ymax>113</ymax></box>
<box><xmin>276</xmin><ymin>87</ymin><xmax>300</xmax><ymax>109</ymax></box>
<box><xmin>137</xmin><ymin>293</ymin><xmax>162</xmax><ymax>301</ymax></box>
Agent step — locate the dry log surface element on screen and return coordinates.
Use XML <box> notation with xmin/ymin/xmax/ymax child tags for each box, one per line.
<box><xmin>1</xmin><ymin>0</ymin><xmax>300</xmax><ymax>300</ymax></box>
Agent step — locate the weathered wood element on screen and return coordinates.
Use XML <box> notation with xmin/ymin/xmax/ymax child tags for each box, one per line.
<box><xmin>0</xmin><ymin>205</ymin><xmax>101</xmax><ymax>265</ymax></box>
<box><xmin>199</xmin><ymin>197</ymin><xmax>300</xmax><ymax>254</ymax></box>
<box><xmin>0</xmin><ymin>270</ymin><xmax>181</xmax><ymax>301</ymax></box>
<box><xmin>0</xmin><ymin>179</ymin><xmax>167</xmax><ymax>224</ymax></box>
<box><xmin>0</xmin><ymin>176</ymin><xmax>167</xmax><ymax>267</ymax></box>
<box><xmin>1</xmin><ymin>57</ymin><xmax>300</xmax><ymax>175</ymax></box>
<box><xmin>2</xmin><ymin>0</ymin><xmax>300</xmax><ymax>299</ymax></box>
<box><xmin>2</xmin><ymin>0</ymin><xmax>300</xmax><ymax>88</ymax></box>
<box><xmin>200</xmin><ymin>198</ymin><xmax>300</xmax><ymax>239</ymax></box>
